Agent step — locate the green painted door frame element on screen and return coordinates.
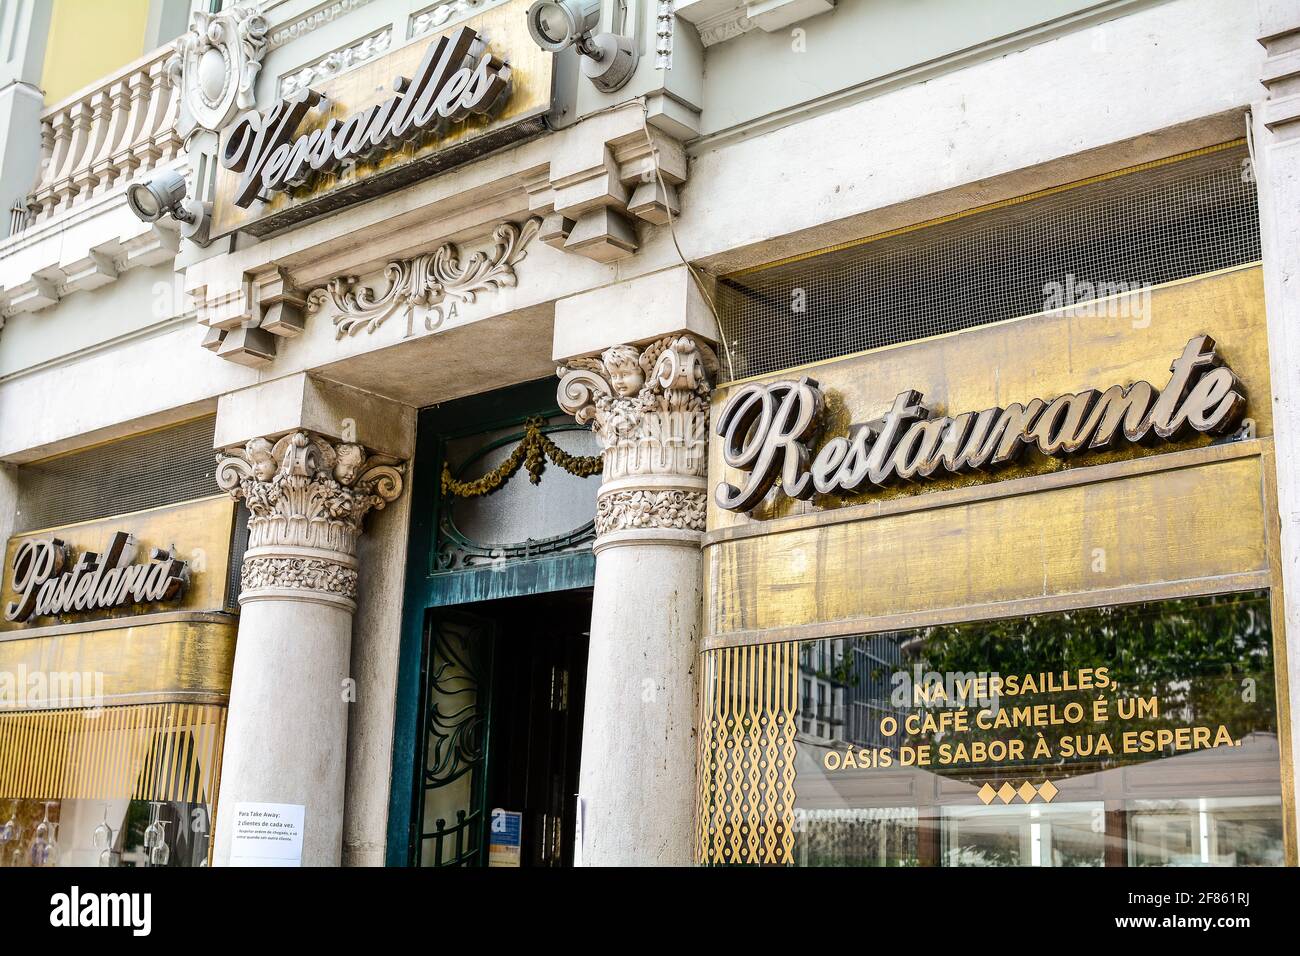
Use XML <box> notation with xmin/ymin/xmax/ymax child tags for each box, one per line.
<box><xmin>385</xmin><ymin>379</ymin><xmax>596</xmax><ymax>866</ymax></box>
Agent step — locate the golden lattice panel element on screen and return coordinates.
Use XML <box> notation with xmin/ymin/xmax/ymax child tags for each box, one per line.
<box><xmin>696</xmin><ymin>642</ymin><xmax>797</xmax><ymax>865</ymax></box>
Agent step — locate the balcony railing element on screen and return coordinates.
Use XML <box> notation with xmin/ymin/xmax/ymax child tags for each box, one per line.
<box><xmin>20</xmin><ymin>45</ymin><xmax>181</xmax><ymax>228</ymax></box>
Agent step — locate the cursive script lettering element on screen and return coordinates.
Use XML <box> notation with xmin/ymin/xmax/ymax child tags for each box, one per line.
<box><xmin>221</xmin><ymin>25</ymin><xmax>511</xmax><ymax>209</ymax></box>
<box><xmin>715</xmin><ymin>334</ymin><xmax>1247</xmax><ymax>515</ymax></box>
<box><xmin>4</xmin><ymin>532</ymin><xmax>190</xmax><ymax>623</ymax></box>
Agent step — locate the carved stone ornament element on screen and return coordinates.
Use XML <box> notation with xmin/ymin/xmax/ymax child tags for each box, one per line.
<box><xmin>411</xmin><ymin>0</ymin><xmax>495</xmax><ymax>39</ymax></box>
<box><xmin>594</xmin><ymin>488</ymin><xmax>707</xmax><ymax>537</ymax></box>
<box><xmin>215</xmin><ymin>431</ymin><xmax>404</xmax><ymax>605</ymax></box>
<box><xmin>557</xmin><ymin>334</ymin><xmax>718</xmax><ymax>540</ymax></box>
<box><xmin>240</xmin><ymin>555</ymin><xmax>359</xmax><ymax>601</ymax></box>
<box><xmin>306</xmin><ymin>217</ymin><xmax>542</xmax><ymax>338</ymax></box>
<box><xmin>166</xmin><ymin>3</ymin><xmax>270</xmax><ymax>143</ymax></box>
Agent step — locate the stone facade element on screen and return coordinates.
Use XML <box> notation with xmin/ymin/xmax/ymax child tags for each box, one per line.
<box><xmin>1</xmin><ymin>0</ymin><xmax>1297</xmax><ymax>870</ymax></box>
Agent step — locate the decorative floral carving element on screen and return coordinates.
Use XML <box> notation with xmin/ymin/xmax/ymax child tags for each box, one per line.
<box><xmin>595</xmin><ymin>489</ymin><xmax>706</xmax><ymax>535</ymax></box>
<box><xmin>557</xmin><ymin>334</ymin><xmax>718</xmax><ymax>482</ymax></box>
<box><xmin>656</xmin><ymin>1</ymin><xmax>675</xmax><ymax>70</ymax></box>
<box><xmin>306</xmin><ymin>218</ymin><xmax>542</xmax><ymax>338</ymax></box>
<box><xmin>410</xmin><ymin>0</ymin><xmax>494</xmax><ymax>38</ymax></box>
<box><xmin>280</xmin><ymin>29</ymin><xmax>392</xmax><ymax>95</ymax></box>
<box><xmin>215</xmin><ymin>431</ymin><xmax>405</xmax><ymax>557</ymax></box>
<box><xmin>241</xmin><ymin>556</ymin><xmax>359</xmax><ymax>598</ymax></box>
<box><xmin>270</xmin><ymin>0</ymin><xmax>377</xmax><ymax>48</ymax></box>
<box><xmin>696</xmin><ymin>11</ymin><xmax>753</xmax><ymax>48</ymax></box>
<box><xmin>167</xmin><ymin>3</ymin><xmax>269</xmax><ymax>142</ymax></box>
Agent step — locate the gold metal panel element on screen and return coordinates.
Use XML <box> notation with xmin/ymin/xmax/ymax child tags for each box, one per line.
<box><xmin>0</xmin><ymin>495</ymin><xmax>238</xmax><ymax>634</ymax></box>
<box><xmin>0</xmin><ymin>702</ymin><xmax>227</xmax><ymax>804</ymax></box>
<box><xmin>709</xmin><ymin>265</ymin><xmax>1272</xmax><ymax>532</ymax></box>
<box><xmin>211</xmin><ymin>0</ymin><xmax>554</xmax><ymax>237</ymax></box>
<box><xmin>706</xmin><ymin>448</ymin><xmax>1269</xmax><ymax>644</ymax></box>
<box><xmin>0</xmin><ymin>620</ymin><xmax>237</xmax><ymax>708</ymax></box>
<box><xmin>696</xmin><ymin>642</ymin><xmax>798</xmax><ymax>865</ymax></box>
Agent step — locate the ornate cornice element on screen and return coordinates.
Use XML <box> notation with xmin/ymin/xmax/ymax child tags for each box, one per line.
<box><xmin>215</xmin><ymin>431</ymin><xmax>405</xmax><ymax>607</ymax></box>
<box><xmin>167</xmin><ymin>3</ymin><xmax>270</xmax><ymax>143</ymax></box>
<box><xmin>306</xmin><ymin>217</ymin><xmax>542</xmax><ymax>338</ymax></box>
<box><xmin>558</xmin><ymin>334</ymin><xmax>717</xmax><ymax>541</ymax></box>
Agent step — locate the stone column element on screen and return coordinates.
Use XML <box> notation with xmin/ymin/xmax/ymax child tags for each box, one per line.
<box><xmin>558</xmin><ymin>334</ymin><xmax>717</xmax><ymax>865</ymax></box>
<box><xmin>1256</xmin><ymin>2</ymin><xmax>1300</xmax><ymax>858</ymax></box>
<box><xmin>211</xmin><ymin>431</ymin><xmax>403</xmax><ymax>866</ymax></box>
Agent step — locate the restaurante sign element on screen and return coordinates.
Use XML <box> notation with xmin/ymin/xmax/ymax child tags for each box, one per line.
<box><xmin>715</xmin><ymin>334</ymin><xmax>1247</xmax><ymax>515</ymax></box>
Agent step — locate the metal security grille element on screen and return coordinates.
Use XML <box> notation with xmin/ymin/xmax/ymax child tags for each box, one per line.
<box><xmin>716</xmin><ymin>142</ymin><xmax>1260</xmax><ymax>380</ymax></box>
<box><xmin>0</xmin><ymin>703</ymin><xmax>227</xmax><ymax>805</ymax></box>
<box><xmin>15</xmin><ymin>416</ymin><xmax>220</xmax><ymax>532</ymax></box>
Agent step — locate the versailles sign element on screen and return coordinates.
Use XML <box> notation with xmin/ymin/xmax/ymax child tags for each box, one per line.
<box><xmin>715</xmin><ymin>334</ymin><xmax>1247</xmax><ymax>515</ymax></box>
<box><xmin>3</xmin><ymin>532</ymin><xmax>190</xmax><ymax>624</ymax></box>
<box><xmin>212</xmin><ymin>2</ymin><xmax>554</xmax><ymax>237</ymax></box>
<box><xmin>222</xmin><ymin>25</ymin><xmax>510</xmax><ymax>210</ymax></box>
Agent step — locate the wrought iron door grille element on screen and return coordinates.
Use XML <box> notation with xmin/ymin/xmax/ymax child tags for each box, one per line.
<box><xmin>417</xmin><ymin>614</ymin><xmax>494</xmax><ymax>866</ymax></box>
<box><xmin>715</xmin><ymin>142</ymin><xmax>1260</xmax><ymax>380</ymax></box>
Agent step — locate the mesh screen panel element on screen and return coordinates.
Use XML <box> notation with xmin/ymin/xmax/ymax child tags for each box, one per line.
<box><xmin>716</xmin><ymin>144</ymin><xmax>1260</xmax><ymax>380</ymax></box>
<box><xmin>227</xmin><ymin>501</ymin><xmax>250</xmax><ymax>608</ymax></box>
<box><xmin>15</xmin><ymin>416</ymin><xmax>220</xmax><ymax>532</ymax></box>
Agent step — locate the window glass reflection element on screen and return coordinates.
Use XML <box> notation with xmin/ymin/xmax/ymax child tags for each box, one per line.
<box><xmin>0</xmin><ymin>798</ymin><xmax>211</xmax><ymax>867</ymax></box>
<box><xmin>794</xmin><ymin>591</ymin><xmax>1283</xmax><ymax>866</ymax></box>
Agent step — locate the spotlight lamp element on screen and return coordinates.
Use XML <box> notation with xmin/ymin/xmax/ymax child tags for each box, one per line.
<box><xmin>526</xmin><ymin>0</ymin><xmax>638</xmax><ymax>93</ymax></box>
<box><xmin>126</xmin><ymin>168</ymin><xmax>212</xmax><ymax>246</ymax></box>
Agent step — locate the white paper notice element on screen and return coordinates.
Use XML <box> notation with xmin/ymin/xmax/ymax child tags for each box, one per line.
<box><xmin>228</xmin><ymin>802</ymin><xmax>305</xmax><ymax>867</ymax></box>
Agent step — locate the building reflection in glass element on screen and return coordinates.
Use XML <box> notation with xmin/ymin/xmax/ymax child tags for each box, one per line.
<box><xmin>792</xmin><ymin>591</ymin><xmax>1284</xmax><ymax>866</ymax></box>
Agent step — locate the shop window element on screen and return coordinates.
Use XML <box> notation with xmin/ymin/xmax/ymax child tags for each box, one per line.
<box><xmin>0</xmin><ymin>703</ymin><xmax>226</xmax><ymax>868</ymax></box>
<box><xmin>698</xmin><ymin>591</ymin><xmax>1286</xmax><ymax>866</ymax></box>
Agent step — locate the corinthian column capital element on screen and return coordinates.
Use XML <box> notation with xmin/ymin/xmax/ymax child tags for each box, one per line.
<box><xmin>215</xmin><ymin>431</ymin><xmax>405</xmax><ymax>609</ymax></box>
<box><xmin>557</xmin><ymin>334</ymin><xmax>718</xmax><ymax>547</ymax></box>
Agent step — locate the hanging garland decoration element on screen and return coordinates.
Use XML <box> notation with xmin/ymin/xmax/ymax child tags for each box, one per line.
<box><xmin>441</xmin><ymin>417</ymin><xmax>603</xmax><ymax>498</ymax></box>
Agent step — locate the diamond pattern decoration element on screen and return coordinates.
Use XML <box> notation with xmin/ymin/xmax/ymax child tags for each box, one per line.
<box><xmin>974</xmin><ymin>780</ymin><xmax>1062</xmax><ymax>805</ymax></box>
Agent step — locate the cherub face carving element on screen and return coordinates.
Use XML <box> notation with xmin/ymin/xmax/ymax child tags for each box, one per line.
<box><xmin>602</xmin><ymin>345</ymin><xmax>644</xmax><ymax>398</ymax></box>
<box><xmin>245</xmin><ymin>438</ymin><xmax>277</xmax><ymax>481</ymax></box>
<box><xmin>334</xmin><ymin>443</ymin><xmax>366</xmax><ymax>486</ymax></box>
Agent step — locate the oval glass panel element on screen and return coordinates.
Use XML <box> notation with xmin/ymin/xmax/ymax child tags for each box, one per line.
<box><xmin>446</xmin><ymin>420</ymin><xmax>601</xmax><ymax>549</ymax></box>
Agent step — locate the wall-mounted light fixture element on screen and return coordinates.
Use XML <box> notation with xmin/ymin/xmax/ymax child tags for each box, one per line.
<box><xmin>526</xmin><ymin>0</ymin><xmax>638</xmax><ymax>93</ymax></box>
<box><xmin>127</xmin><ymin>168</ymin><xmax>212</xmax><ymax>246</ymax></box>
